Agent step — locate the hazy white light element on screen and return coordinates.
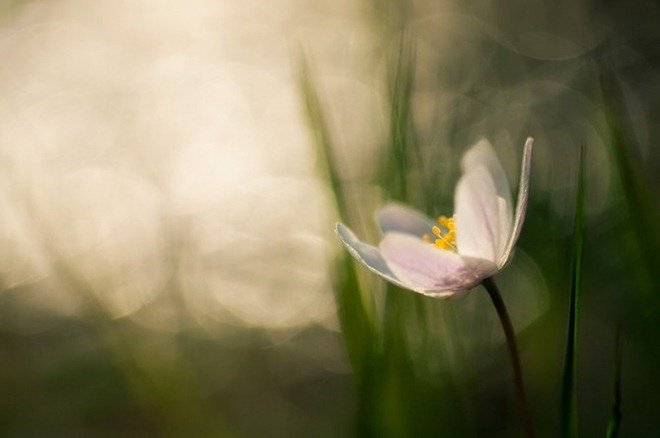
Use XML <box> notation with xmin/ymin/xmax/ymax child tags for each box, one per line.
<box><xmin>39</xmin><ymin>168</ymin><xmax>168</xmax><ymax>318</ymax></box>
<box><xmin>179</xmin><ymin>176</ymin><xmax>334</xmax><ymax>330</ymax></box>
<box><xmin>0</xmin><ymin>0</ymin><xmax>374</xmax><ymax>331</ymax></box>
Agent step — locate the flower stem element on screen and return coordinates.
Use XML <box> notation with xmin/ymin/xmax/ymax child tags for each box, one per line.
<box><xmin>482</xmin><ymin>277</ymin><xmax>535</xmax><ymax>438</ymax></box>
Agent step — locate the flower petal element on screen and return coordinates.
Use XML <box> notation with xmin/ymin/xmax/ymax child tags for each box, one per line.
<box><xmin>462</xmin><ymin>138</ymin><xmax>513</xmax><ymax>258</ymax></box>
<box><xmin>377</xmin><ymin>203</ymin><xmax>434</xmax><ymax>237</ymax></box>
<box><xmin>496</xmin><ymin>195</ymin><xmax>512</xmax><ymax>258</ymax></box>
<box><xmin>335</xmin><ymin>223</ymin><xmax>415</xmax><ymax>291</ymax></box>
<box><xmin>379</xmin><ymin>232</ymin><xmax>497</xmax><ymax>296</ymax></box>
<box><xmin>454</xmin><ymin>164</ymin><xmax>501</xmax><ymax>263</ymax></box>
<box><xmin>499</xmin><ymin>137</ymin><xmax>533</xmax><ymax>266</ymax></box>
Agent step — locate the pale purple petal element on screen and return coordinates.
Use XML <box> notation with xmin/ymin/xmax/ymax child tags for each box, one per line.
<box><xmin>335</xmin><ymin>223</ymin><xmax>414</xmax><ymax>291</ymax></box>
<box><xmin>454</xmin><ymin>165</ymin><xmax>501</xmax><ymax>263</ymax></box>
<box><xmin>379</xmin><ymin>232</ymin><xmax>497</xmax><ymax>296</ymax></box>
<box><xmin>499</xmin><ymin>137</ymin><xmax>533</xmax><ymax>266</ymax></box>
<box><xmin>377</xmin><ymin>203</ymin><xmax>434</xmax><ymax>237</ymax></box>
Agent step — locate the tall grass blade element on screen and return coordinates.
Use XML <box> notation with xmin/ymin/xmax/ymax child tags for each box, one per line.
<box><xmin>606</xmin><ymin>326</ymin><xmax>622</xmax><ymax>438</ymax></box>
<box><xmin>298</xmin><ymin>53</ymin><xmax>349</xmax><ymax>221</ymax></box>
<box><xmin>380</xmin><ymin>32</ymin><xmax>418</xmax><ymax>201</ymax></box>
<box><xmin>297</xmin><ymin>51</ymin><xmax>375</xmax><ymax>383</ymax></box>
<box><xmin>377</xmin><ymin>32</ymin><xmax>448</xmax><ymax>435</ymax></box>
<box><xmin>560</xmin><ymin>143</ymin><xmax>586</xmax><ymax>437</ymax></box>
<box><xmin>378</xmin><ymin>33</ymin><xmax>418</xmax><ymax>433</ymax></box>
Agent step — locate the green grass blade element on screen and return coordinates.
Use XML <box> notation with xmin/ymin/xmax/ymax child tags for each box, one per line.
<box><xmin>380</xmin><ymin>32</ymin><xmax>418</xmax><ymax>201</ymax></box>
<box><xmin>298</xmin><ymin>50</ymin><xmax>379</xmax><ymax>433</ymax></box>
<box><xmin>560</xmin><ymin>143</ymin><xmax>586</xmax><ymax>437</ymax></box>
<box><xmin>598</xmin><ymin>66</ymin><xmax>660</xmax><ymax>299</ymax></box>
<box><xmin>298</xmin><ymin>50</ymin><xmax>375</xmax><ymax>364</ymax></box>
<box><xmin>298</xmin><ymin>52</ymin><xmax>349</xmax><ymax>221</ymax></box>
<box><xmin>606</xmin><ymin>326</ymin><xmax>622</xmax><ymax>438</ymax></box>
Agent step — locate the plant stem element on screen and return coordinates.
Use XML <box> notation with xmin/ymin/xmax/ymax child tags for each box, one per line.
<box><xmin>482</xmin><ymin>277</ymin><xmax>535</xmax><ymax>438</ymax></box>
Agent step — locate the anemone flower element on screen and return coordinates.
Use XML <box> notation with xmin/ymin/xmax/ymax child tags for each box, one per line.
<box><xmin>335</xmin><ymin>136</ymin><xmax>535</xmax><ymax>437</ymax></box>
<box><xmin>336</xmin><ymin>137</ymin><xmax>533</xmax><ymax>298</ymax></box>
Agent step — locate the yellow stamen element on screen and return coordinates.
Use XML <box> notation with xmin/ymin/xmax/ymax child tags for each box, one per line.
<box><xmin>424</xmin><ymin>214</ymin><xmax>457</xmax><ymax>251</ymax></box>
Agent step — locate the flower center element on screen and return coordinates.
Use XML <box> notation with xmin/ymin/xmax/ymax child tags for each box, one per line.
<box><xmin>422</xmin><ymin>215</ymin><xmax>457</xmax><ymax>251</ymax></box>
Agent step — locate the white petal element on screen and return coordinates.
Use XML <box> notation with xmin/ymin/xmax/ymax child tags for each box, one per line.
<box><xmin>496</xmin><ymin>195</ymin><xmax>512</xmax><ymax>258</ymax></box>
<box><xmin>335</xmin><ymin>223</ymin><xmax>416</xmax><ymax>291</ymax></box>
<box><xmin>462</xmin><ymin>139</ymin><xmax>513</xmax><ymax>228</ymax></box>
<box><xmin>379</xmin><ymin>232</ymin><xmax>497</xmax><ymax>296</ymax></box>
<box><xmin>454</xmin><ymin>165</ymin><xmax>501</xmax><ymax>263</ymax></box>
<box><xmin>377</xmin><ymin>203</ymin><xmax>434</xmax><ymax>237</ymax></box>
<box><xmin>462</xmin><ymin>138</ymin><xmax>515</xmax><ymax>260</ymax></box>
<box><xmin>499</xmin><ymin>137</ymin><xmax>533</xmax><ymax>266</ymax></box>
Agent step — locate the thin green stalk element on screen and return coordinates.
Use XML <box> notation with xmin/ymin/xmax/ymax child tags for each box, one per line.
<box><xmin>561</xmin><ymin>143</ymin><xmax>586</xmax><ymax>437</ymax></box>
<box><xmin>482</xmin><ymin>277</ymin><xmax>535</xmax><ymax>438</ymax></box>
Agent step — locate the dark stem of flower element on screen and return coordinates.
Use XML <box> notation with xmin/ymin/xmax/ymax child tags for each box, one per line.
<box><xmin>482</xmin><ymin>277</ymin><xmax>535</xmax><ymax>438</ymax></box>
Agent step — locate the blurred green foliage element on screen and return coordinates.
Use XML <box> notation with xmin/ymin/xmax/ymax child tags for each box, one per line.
<box><xmin>303</xmin><ymin>0</ymin><xmax>660</xmax><ymax>436</ymax></box>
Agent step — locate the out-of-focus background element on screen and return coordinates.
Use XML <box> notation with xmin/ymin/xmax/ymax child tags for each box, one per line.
<box><xmin>0</xmin><ymin>0</ymin><xmax>658</xmax><ymax>436</ymax></box>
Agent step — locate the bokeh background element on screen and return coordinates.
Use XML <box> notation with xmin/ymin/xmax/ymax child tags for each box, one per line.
<box><xmin>0</xmin><ymin>0</ymin><xmax>658</xmax><ymax>436</ymax></box>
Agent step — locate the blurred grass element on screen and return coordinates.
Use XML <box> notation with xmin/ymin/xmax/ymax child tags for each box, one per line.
<box><xmin>379</xmin><ymin>34</ymin><xmax>468</xmax><ymax>436</ymax></box>
<box><xmin>606</xmin><ymin>326</ymin><xmax>622</xmax><ymax>438</ymax></box>
<box><xmin>381</xmin><ymin>33</ymin><xmax>418</xmax><ymax>202</ymax></box>
<box><xmin>298</xmin><ymin>52</ymin><xmax>379</xmax><ymax>434</ymax></box>
<box><xmin>299</xmin><ymin>35</ymin><xmax>470</xmax><ymax>436</ymax></box>
<box><xmin>300</xmin><ymin>13</ymin><xmax>660</xmax><ymax>432</ymax></box>
<box><xmin>560</xmin><ymin>143</ymin><xmax>585</xmax><ymax>438</ymax></box>
<box><xmin>598</xmin><ymin>64</ymin><xmax>660</xmax><ymax>301</ymax></box>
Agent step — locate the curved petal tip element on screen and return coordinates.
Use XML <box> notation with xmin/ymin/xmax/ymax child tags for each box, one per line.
<box><xmin>335</xmin><ymin>222</ymin><xmax>412</xmax><ymax>291</ymax></box>
<box><xmin>498</xmin><ymin>137</ymin><xmax>534</xmax><ymax>267</ymax></box>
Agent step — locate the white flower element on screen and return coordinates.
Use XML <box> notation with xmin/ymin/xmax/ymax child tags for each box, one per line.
<box><xmin>336</xmin><ymin>137</ymin><xmax>533</xmax><ymax>297</ymax></box>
